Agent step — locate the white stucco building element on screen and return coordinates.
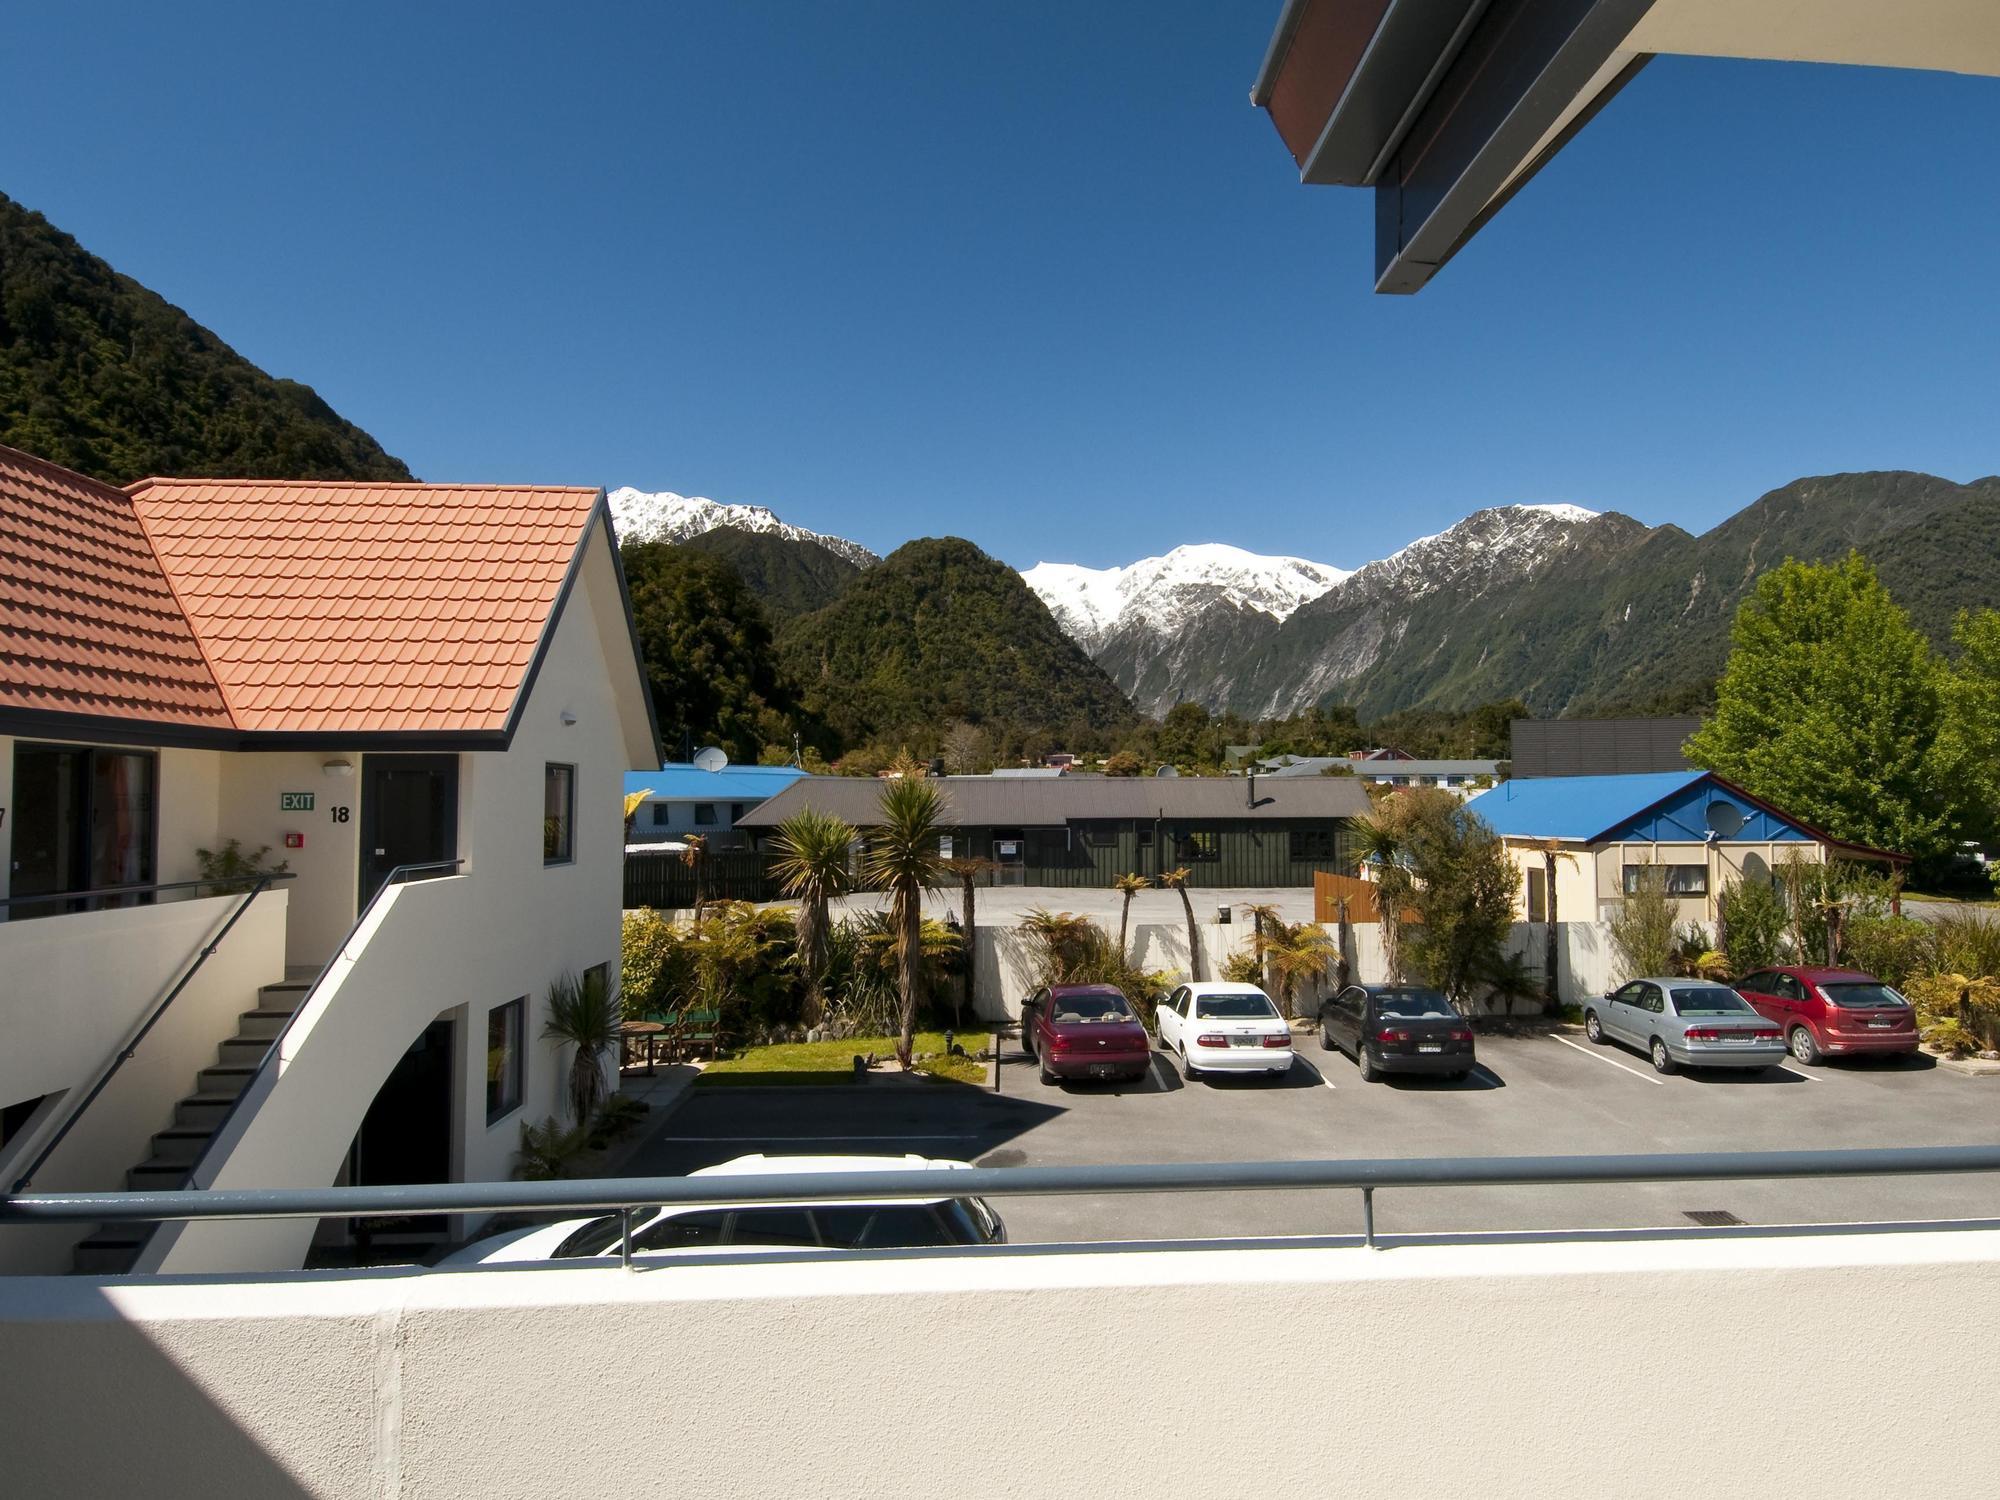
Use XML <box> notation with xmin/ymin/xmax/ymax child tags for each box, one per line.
<box><xmin>0</xmin><ymin>444</ymin><xmax>659</xmax><ymax>1274</ymax></box>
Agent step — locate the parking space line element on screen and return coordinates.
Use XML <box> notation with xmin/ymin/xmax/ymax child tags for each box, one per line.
<box><xmin>1777</xmin><ymin>1065</ymin><xmax>1825</xmax><ymax>1083</ymax></box>
<box><xmin>1547</xmin><ymin>1032</ymin><xmax>1666</xmax><ymax>1086</ymax></box>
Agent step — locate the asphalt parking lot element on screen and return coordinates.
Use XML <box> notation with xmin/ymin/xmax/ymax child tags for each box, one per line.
<box><xmin>616</xmin><ymin>1027</ymin><xmax>2000</xmax><ymax>1244</ymax></box>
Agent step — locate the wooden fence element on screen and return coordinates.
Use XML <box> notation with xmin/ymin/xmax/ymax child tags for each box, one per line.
<box><xmin>1311</xmin><ymin>871</ymin><xmax>1417</xmax><ymax>925</ymax></box>
<box><xmin>624</xmin><ymin>850</ymin><xmax>777</xmax><ymax>910</ymax></box>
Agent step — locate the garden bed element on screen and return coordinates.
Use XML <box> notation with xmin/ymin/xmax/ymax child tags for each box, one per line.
<box><xmin>696</xmin><ymin>1031</ymin><xmax>992</xmax><ymax>1088</ymax></box>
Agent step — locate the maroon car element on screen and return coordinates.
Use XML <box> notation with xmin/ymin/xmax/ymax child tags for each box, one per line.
<box><xmin>1020</xmin><ymin>983</ymin><xmax>1152</xmax><ymax>1084</ymax></box>
<box><xmin>1734</xmin><ymin>966</ymin><xmax>1919</xmax><ymax>1064</ymax></box>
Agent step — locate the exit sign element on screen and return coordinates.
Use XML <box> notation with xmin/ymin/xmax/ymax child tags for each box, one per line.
<box><xmin>280</xmin><ymin>792</ymin><xmax>315</xmax><ymax>812</ymax></box>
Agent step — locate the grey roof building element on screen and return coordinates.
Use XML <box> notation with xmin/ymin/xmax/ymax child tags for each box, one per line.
<box><xmin>1510</xmin><ymin>719</ymin><xmax>1700</xmax><ymax>779</ymax></box>
<box><xmin>739</xmin><ymin>774</ymin><xmax>1369</xmax><ymax>889</ymax></box>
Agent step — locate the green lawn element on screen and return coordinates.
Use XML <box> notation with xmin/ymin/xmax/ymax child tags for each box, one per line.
<box><xmin>697</xmin><ymin>1031</ymin><xmax>991</xmax><ymax>1087</ymax></box>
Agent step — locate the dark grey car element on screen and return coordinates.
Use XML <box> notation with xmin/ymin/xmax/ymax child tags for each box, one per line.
<box><xmin>1318</xmin><ymin>984</ymin><xmax>1476</xmax><ymax>1082</ymax></box>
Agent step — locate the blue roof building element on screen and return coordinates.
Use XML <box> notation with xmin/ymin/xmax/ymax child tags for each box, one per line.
<box><xmin>624</xmin><ymin>763</ymin><xmax>807</xmax><ymax>850</ymax></box>
<box><xmin>1462</xmin><ymin>771</ymin><xmax>1904</xmax><ymax>927</ymax></box>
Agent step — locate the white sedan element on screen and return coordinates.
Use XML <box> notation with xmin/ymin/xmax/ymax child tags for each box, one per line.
<box><xmin>439</xmin><ymin>1154</ymin><xmax>1005</xmax><ymax>1265</ymax></box>
<box><xmin>1156</xmin><ymin>982</ymin><xmax>1295</xmax><ymax>1080</ymax></box>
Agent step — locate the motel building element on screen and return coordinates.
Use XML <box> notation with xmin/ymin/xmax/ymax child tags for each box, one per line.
<box><xmin>0</xmin><ymin>443</ymin><xmax>658</xmax><ymax>1275</ymax></box>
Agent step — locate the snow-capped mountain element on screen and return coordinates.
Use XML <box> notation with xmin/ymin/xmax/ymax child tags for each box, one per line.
<box><xmin>1024</xmin><ymin>504</ymin><xmax>1612</xmax><ymax>717</ymax></box>
<box><xmin>607</xmin><ymin>487</ymin><xmax>879</xmax><ymax>568</ymax></box>
<box><xmin>1022</xmin><ymin>544</ymin><xmax>1351</xmax><ymax>656</ymax></box>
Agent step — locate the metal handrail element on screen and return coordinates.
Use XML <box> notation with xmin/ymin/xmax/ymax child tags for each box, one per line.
<box><xmin>8</xmin><ymin>872</ymin><xmax>297</xmax><ymax>1193</ymax></box>
<box><xmin>6</xmin><ymin>1145</ymin><xmax>1999</xmax><ymax>1254</ymax></box>
<box><xmin>174</xmin><ymin>860</ymin><xmax>467</xmax><ymax>1202</ymax></box>
<box><xmin>0</xmin><ymin>873</ymin><xmax>293</xmax><ymax>912</ymax></box>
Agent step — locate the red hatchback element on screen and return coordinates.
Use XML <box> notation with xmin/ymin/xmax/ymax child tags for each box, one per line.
<box><xmin>1020</xmin><ymin>983</ymin><xmax>1152</xmax><ymax>1084</ymax></box>
<box><xmin>1733</xmin><ymin>966</ymin><xmax>1919</xmax><ymax>1065</ymax></box>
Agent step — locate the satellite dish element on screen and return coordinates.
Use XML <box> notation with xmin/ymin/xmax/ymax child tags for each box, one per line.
<box><xmin>1155</xmin><ymin>765</ymin><xmax>1180</xmax><ymax>778</ymax></box>
<box><xmin>1704</xmin><ymin>800</ymin><xmax>1744</xmax><ymax>838</ymax></box>
<box><xmin>692</xmin><ymin>746</ymin><xmax>728</xmax><ymax>773</ymax></box>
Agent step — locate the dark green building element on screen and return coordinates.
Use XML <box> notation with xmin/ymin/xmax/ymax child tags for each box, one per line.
<box><xmin>737</xmin><ymin>773</ymin><xmax>1366</xmax><ymax>888</ymax></box>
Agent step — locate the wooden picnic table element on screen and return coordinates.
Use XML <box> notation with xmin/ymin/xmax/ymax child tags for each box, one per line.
<box><xmin>619</xmin><ymin>1019</ymin><xmax>667</xmax><ymax>1076</ymax></box>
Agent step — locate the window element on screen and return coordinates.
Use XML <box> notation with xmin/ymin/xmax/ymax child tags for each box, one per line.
<box><xmin>1622</xmin><ymin>863</ymin><xmax>1707</xmax><ymax>897</ymax></box>
<box><xmin>730</xmin><ymin>802</ymin><xmax>746</xmax><ymax>823</ymax></box>
<box><xmin>651</xmin><ymin>804</ymin><xmax>673</xmax><ymax>827</ymax></box>
<box><xmin>727</xmin><ymin>1208</ymin><xmax>819</xmax><ymax>1247</ymax></box>
<box><xmin>1078</xmin><ymin>823</ymin><xmax>1116</xmax><ymax>849</ymax></box>
<box><xmin>1136</xmin><ymin>827</ymin><xmax>1155</xmax><ymax>850</ymax></box>
<box><xmin>486</xmin><ymin>998</ymin><xmax>525</xmax><ymax>1124</ymax></box>
<box><xmin>1670</xmin><ymin>987</ymin><xmax>1752</xmax><ymax>1016</ymax></box>
<box><xmin>693</xmin><ymin>802</ymin><xmax>718</xmax><ymax>826</ymax></box>
<box><xmin>1194</xmin><ymin>993</ymin><xmax>1278</xmax><ymax>1020</ymax></box>
<box><xmin>1174</xmin><ymin>829</ymin><xmax>1220</xmax><ymax>862</ymax></box>
<box><xmin>1526</xmin><ymin>868</ymin><xmax>1547</xmax><ymax>924</ymax></box>
<box><xmin>543</xmin><ymin>763</ymin><xmax>575</xmax><ymax>863</ymax></box>
<box><xmin>630</xmin><ymin>1210</ymin><xmax>730</xmax><ymax>1253</ymax></box>
<box><xmin>9</xmin><ymin>745</ymin><xmax>158</xmax><ymax>915</ymax></box>
<box><xmin>1289</xmin><ymin>829</ymin><xmax>1337</xmax><ymax>861</ymax></box>
<box><xmin>814</xmin><ymin>1205</ymin><xmax>954</xmax><ymax>1249</ymax></box>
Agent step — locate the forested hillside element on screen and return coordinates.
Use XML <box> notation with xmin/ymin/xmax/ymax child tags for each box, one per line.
<box><xmin>0</xmin><ymin>192</ymin><xmax>409</xmax><ymax>484</ymax></box>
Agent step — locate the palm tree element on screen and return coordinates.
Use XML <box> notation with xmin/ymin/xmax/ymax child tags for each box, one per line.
<box><xmin>1521</xmin><ymin>838</ymin><xmax>1577</xmax><ymax>1014</ymax></box>
<box><xmin>541</xmin><ymin>968</ymin><xmax>622</xmax><ymax>1127</ymax></box>
<box><xmin>1266</xmin><ymin>921</ymin><xmax>1339</xmax><ymax>1020</ymax></box>
<box><xmin>940</xmin><ymin>855</ymin><xmax>996</xmax><ymax>1024</ymax></box>
<box><xmin>1019</xmin><ymin>908</ymin><xmax>1099</xmax><ymax>984</ymax></box>
<box><xmin>1239</xmin><ymin>900</ymin><xmax>1283</xmax><ymax>994</ymax></box>
<box><xmin>622</xmin><ymin>790</ymin><xmax>652</xmax><ymax>841</ymax></box>
<box><xmin>1332</xmin><ymin>895</ymin><xmax>1354</xmax><ymax>992</ymax></box>
<box><xmin>768</xmin><ymin>807</ymin><xmax>858</xmax><ymax>1025</ymax></box>
<box><xmin>1112</xmin><ymin>873</ymin><xmax>1150</xmax><ymax>963</ymax></box>
<box><xmin>862</xmin><ymin>777</ymin><xmax>948</xmax><ymax>1067</ymax></box>
<box><xmin>1158</xmin><ymin>866</ymin><xmax>1205</xmax><ymax>982</ymax></box>
<box><xmin>1351</xmin><ymin>815</ymin><xmax>1409</xmax><ymax>983</ymax></box>
<box><xmin>680</xmin><ymin>833</ymin><xmax>709</xmax><ymax>925</ymax></box>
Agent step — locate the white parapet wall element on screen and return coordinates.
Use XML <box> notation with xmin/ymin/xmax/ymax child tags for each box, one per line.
<box><xmin>1</xmin><ymin>1227</ymin><xmax>1995</xmax><ymax>1497</ymax></box>
<box><xmin>0</xmin><ymin>891</ymin><xmax>288</xmax><ymax>1274</ymax></box>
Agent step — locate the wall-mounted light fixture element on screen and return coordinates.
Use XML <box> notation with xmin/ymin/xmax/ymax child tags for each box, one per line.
<box><xmin>560</xmin><ymin>711</ymin><xmax>578</xmax><ymax>727</ymax></box>
<box><xmin>322</xmin><ymin>758</ymin><xmax>355</xmax><ymax>778</ymax></box>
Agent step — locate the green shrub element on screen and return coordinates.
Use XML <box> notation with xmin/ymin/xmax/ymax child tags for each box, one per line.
<box><xmin>1928</xmin><ymin>909</ymin><xmax>2000</xmax><ymax>981</ymax></box>
<box><xmin>195</xmin><ymin>838</ymin><xmax>290</xmax><ymax>895</ymax></box>
<box><xmin>1609</xmin><ymin>868</ymin><xmax>1678</xmax><ymax>980</ymax></box>
<box><xmin>1716</xmin><ymin>877</ymin><xmax>1788</xmax><ymax>972</ymax></box>
<box><xmin>1841</xmin><ymin>914</ymin><xmax>1932</xmax><ymax>987</ymax></box>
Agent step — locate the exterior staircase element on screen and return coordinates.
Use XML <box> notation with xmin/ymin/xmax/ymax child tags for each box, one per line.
<box><xmin>71</xmin><ymin>974</ymin><xmax>315</xmax><ymax>1275</ymax></box>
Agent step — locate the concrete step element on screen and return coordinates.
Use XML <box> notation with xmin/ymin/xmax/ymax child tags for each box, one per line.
<box><xmin>235</xmin><ymin>1007</ymin><xmax>296</xmax><ymax>1040</ymax></box>
<box><xmin>149</xmin><ymin>1127</ymin><xmax>214</xmax><ymax>1166</ymax></box>
<box><xmin>196</xmin><ymin>1065</ymin><xmax>256</xmax><ymax>1098</ymax></box>
<box><xmin>127</xmin><ymin>1158</ymin><xmax>189</xmax><ymax>1192</ymax></box>
<box><xmin>174</xmin><ymin>1092</ymin><xmax>237</xmax><ymax>1129</ymax></box>
<box><xmin>217</xmin><ymin>1037</ymin><xmax>270</xmax><ymax>1068</ymax></box>
<box><xmin>257</xmin><ymin>980</ymin><xmax>313</xmax><ymax>1013</ymax></box>
<box><xmin>72</xmin><ymin>1230</ymin><xmax>146</xmax><ymax>1276</ymax></box>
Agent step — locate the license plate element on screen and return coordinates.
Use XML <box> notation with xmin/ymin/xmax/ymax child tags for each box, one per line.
<box><xmin>1417</xmin><ymin>1044</ymin><xmax>1443</xmax><ymax>1053</ymax></box>
<box><xmin>1090</xmin><ymin>1063</ymin><xmax>1122</xmax><ymax>1077</ymax></box>
<box><xmin>1866</xmin><ymin>1021</ymin><xmax>1891</xmax><ymax>1029</ymax></box>
<box><xmin>1229</xmin><ymin>1035</ymin><xmax>1258</xmax><ymax>1048</ymax></box>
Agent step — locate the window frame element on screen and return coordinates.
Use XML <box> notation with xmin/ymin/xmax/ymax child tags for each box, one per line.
<box><xmin>485</xmin><ymin>997</ymin><xmax>525</xmax><ymax>1125</ymax></box>
<box><xmin>1288</xmin><ymin>828</ymin><xmax>1337</xmax><ymax>862</ymax></box>
<box><xmin>543</xmin><ymin>763</ymin><xmax>576</xmax><ymax>865</ymax></box>
<box><xmin>1174</xmin><ymin>828</ymin><xmax>1221</xmax><ymax>863</ymax></box>
<box><xmin>1622</xmin><ymin>862</ymin><xmax>1708</xmax><ymax>897</ymax></box>
<box><xmin>693</xmin><ymin>802</ymin><xmax>718</xmax><ymax>826</ymax></box>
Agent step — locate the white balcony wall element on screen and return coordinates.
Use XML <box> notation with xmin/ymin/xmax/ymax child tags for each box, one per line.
<box><xmin>5</xmin><ymin>1228</ymin><xmax>1997</xmax><ymax>1497</ymax></box>
<box><xmin>0</xmin><ymin>890</ymin><xmax>287</xmax><ymax>1273</ymax></box>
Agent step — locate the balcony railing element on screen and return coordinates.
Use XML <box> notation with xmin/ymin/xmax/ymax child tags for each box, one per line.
<box><xmin>5</xmin><ymin>1143</ymin><xmax>1998</xmax><ymax>1265</ymax></box>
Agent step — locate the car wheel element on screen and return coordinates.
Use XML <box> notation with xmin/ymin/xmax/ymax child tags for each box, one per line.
<box><xmin>1584</xmin><ymin>1011</ymin><xmax>1605</xmax><ymax>1044</ymax></box>
<box><xmin>1789</xmin><ymin>1026</ymin><xmax>1823</xmax><ymax>1066</ymax></box>
<box><xmin>1357</xmin><ymin>1047</ymin><xmax>1378</xmax><ymax>1083</ymax></box>
<box><xmin>1039</xmin><ymin>1055</ymin><xmax>1057</xmax><ymax>1086</ymax></box>
<box><xmin>1180</xmin><ymin>1044</ymin><xmax>1199</xmax><ymax>1082</ymax></box>
<box><xmin>1319</xmin><ymin>1024</ymin><xmax>1334</xmax><ymax>1051</ymax></box>
<box><xmin>1650</xmin><ymin>1038</ymin><xmax>1676</xmax><ymax>1075</ymax></box>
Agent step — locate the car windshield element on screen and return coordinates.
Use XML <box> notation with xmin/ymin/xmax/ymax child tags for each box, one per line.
<box><xmin>1821</xmin><ymin>982</ymin><xmax>1909</xmax><ymax>1010</ymax></box>
<box><xmin>1052</xmin><ymin>992</ymin><xmax>1132</xmax><ymax>1022</ymax></box>
<box><xmin>554</xmin><ymin>1213</ymin><xmax>637</xmax><ymax>1258</ymax></box>
<box><xmin>1374</xmin><ymin>989</ymin><xmax>1454</xmax><ymax>1019</ymax></box>
<box><xmin>1670</xmin><ymin>987</ymin><xmax>1752</xmax><ymax>1016</ymax></box>
<box><xmin>1195</xmin><ymin>992</ymin><xmax>1277</xmax><ymax>1019</ymax></box>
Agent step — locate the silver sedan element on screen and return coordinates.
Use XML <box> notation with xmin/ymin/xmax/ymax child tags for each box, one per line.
<box><xmin>1584</xmin><ymin>979</ymin><xmax>1788</xmax><ymax>1074</ymax></box>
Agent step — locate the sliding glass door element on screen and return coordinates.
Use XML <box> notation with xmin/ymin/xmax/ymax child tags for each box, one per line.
<box><xmin>8</xmin><ymin>745</ymin><xmax>158</xmax><ymax>916</ymax></box>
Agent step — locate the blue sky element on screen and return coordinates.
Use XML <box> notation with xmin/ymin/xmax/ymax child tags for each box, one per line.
<box><xmin>6</xmin><ymin>4</ymin><xmax>2000</xmax><ymax>569</ymax></box>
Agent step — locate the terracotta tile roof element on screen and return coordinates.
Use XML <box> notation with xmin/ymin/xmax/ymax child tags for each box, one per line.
<box><xmin>0</xmin><ymin>444</ymin><xmax>232</xmax><ymax>726</ymax></box>
<box><xmin>124</xmin><ymin>479</ymin><xmax>601</xmax><ymax>735</ymax></box>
